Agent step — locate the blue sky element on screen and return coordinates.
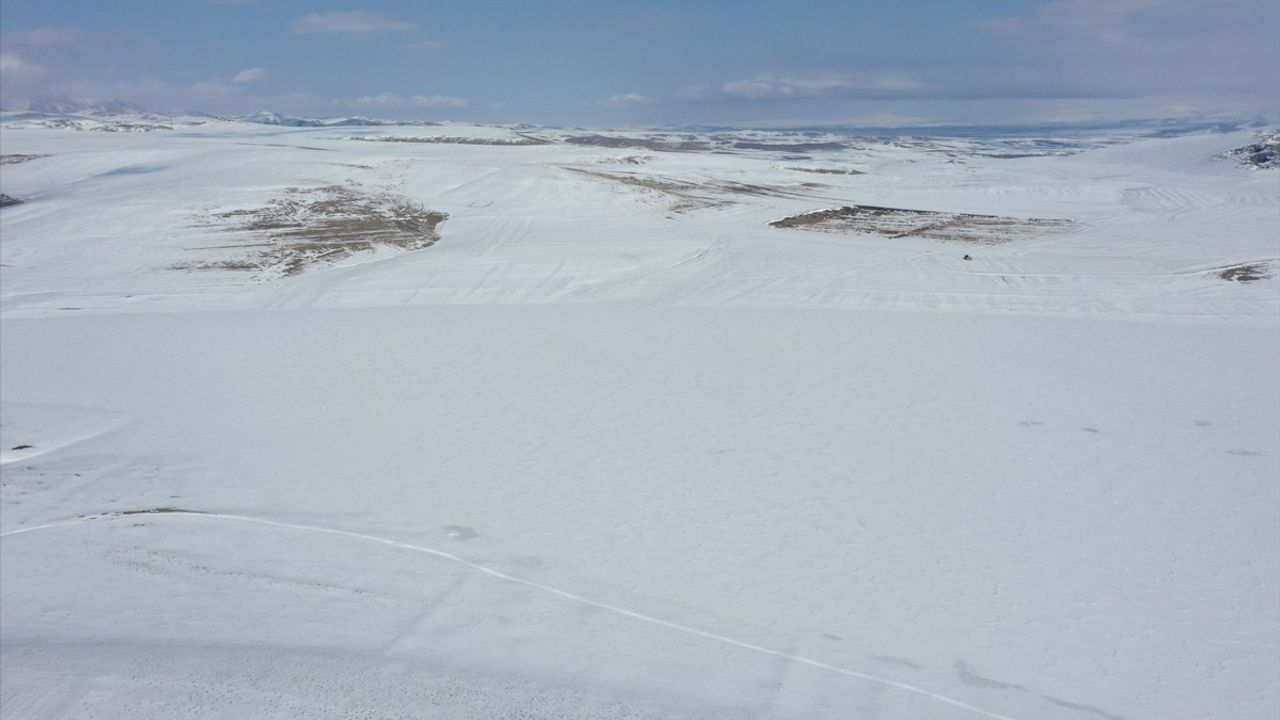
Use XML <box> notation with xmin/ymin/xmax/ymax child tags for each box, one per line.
<box><xmin>2</xmin><ymin>0</ymin><xmax>1277</xmax><ymax>126</ymax></box>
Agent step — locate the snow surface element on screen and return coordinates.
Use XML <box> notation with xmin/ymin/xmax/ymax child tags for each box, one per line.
<box><xmin>1</xmin><ymin>119</ymin><xmax>1277</xmax><ymax>720</ymax></box>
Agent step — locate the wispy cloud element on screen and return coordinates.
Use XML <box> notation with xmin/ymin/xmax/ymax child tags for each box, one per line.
<box><xmin>232</xmin><ymin>67</ymin><xmax>266</xmax><ymax>83</ymax></box>
<box><xmin>290</xmin><ymin>11</ymin><xmax>417</xmax><ymax>35</ymax></box>
<box><xmin>597</xmin><ymin>92</ymin><xmax>645</xmax><ymax>108</ymax></box>
<box><xmin>0</xmin><ymin>53</ymin><xmax>46</xmax><ymax>77</ymax></box>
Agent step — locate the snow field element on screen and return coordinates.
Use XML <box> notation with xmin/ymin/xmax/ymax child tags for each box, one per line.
<box><xmin>1</xmin><ymin>120</ymin><xmax>1277</xmax><ymax>719</ymax></box>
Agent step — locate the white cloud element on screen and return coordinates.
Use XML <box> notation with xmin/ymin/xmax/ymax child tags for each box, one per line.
<box><xmin>412</xmin><ymin>94</ymin><xmax>469</xmax><ymax>108</ymax></box>
<box><xmin>232</xmin><ymin>67</ymin><xmax>266</xmax><ymax>84</ymax></box>
<box><xmin>0</xmin><ymin>53</ymin><xmax>45</xmax><ymax>77</ymax></box>
<box><xmin>597</xmin><ymin>92</ymin><xmax>645</xmax><ymax>108</ymax></box>
<box><xmin>291</xmin><ymin>11</ymin><xmax>416</xmax><ymax>35</ymax></box>
<box><xmin>721</xmin><ymin>72</ymin><xmax>929</xmax><ymax>101</ymax></box>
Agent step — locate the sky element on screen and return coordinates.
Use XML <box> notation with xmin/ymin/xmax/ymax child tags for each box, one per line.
<box><xmin>1</xmin><ymin>0</ymin><xmax>1277</xmax><ymax>127</ymax></box>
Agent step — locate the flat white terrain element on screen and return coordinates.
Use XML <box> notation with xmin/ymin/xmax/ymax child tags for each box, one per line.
<box><xmin>1</xmin><ymin>118</ymin><xmax>1277</xmax><ymax>720</ymax></box>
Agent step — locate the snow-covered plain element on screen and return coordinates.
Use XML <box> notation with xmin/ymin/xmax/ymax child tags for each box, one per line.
<box><xmin>1</xmin><ymin>118</ymin><xmax>1277</xmax><ymax>720</ymax></box>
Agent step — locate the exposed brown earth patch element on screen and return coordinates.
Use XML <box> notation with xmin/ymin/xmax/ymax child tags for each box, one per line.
<box><xmin>734</xmin><ymin>141</ymin><xmax>846</xmax><ymax>152</ymax></box>
<box><xmin>1217</xmin><ymin>262</ymin><xmax>1274</xmax><ymax>283</ymax></box>
<box><xmin>567</xmin><ymin>167</ymin><xmax>821</xmax><ymax>213</ymax></box>
<box><xmin>351</xmin><ymin>134</ymin><xmax>548</xmax><ymax>146</ymax></box>
<box><xmin>564</xmin><ymin>135</ymin><xmax>710</xmax><ymax>152</ymax></box>
<box><xmin>0</xmin><ymin>154</ymin><xmax>49</xmax><ymax>165</ymax></box>
<box><xmin>770</xmin><ymin>204</ymin><xmax>1074</xmax><ymax>244</ymax></box>
<box><xmin>184</xmin><ymin>185</ymin><xmax>446</xmax><ymax>276</ymax></box>
<box><xmin>566</xmin><ymin>167</ymin><xmax>730</xmax><ymax>212</ymax></box>
<box><xmin>1228</xmin><ymin>132</ymin><xmax>1279</xmax><ymax>169</ymax></box>
<box><xmin>785</xmin><ymin>166</ymin><xmax>865</xmax><ymax>175</ymax></box>
<box><xmin>115</xmin><ymin>507</ymin><xmax>207</xmax><ymax>516</ymax></box>
<box><xmin>234</xmin><ymin>142</ymin><xmax>332</xmax><ymax>152</ymax></box>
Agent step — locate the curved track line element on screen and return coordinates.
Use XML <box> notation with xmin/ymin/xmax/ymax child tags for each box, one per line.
<box><xmin>2</xmin><ymin>512</ymin><xmax>1022</xmax><ymax>720</ymax></box>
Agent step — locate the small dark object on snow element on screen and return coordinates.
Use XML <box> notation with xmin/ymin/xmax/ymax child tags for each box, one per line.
<box><xmin>962</xmin><ymin>254</ymin><xmax>972</xmax><ymax>261</ymax></box>
<box><xmin>10</xmin><ymin>444</ymin><xmax>34</xmax><ymax>450</ymax></box>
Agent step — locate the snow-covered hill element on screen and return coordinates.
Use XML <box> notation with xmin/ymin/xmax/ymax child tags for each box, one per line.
<box><xmin>1230</xmin><ymin>131</ymin><xmax>1280</xmax><ymax>169</ymax></box>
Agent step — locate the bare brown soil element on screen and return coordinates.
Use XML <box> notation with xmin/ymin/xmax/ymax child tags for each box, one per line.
<box><xmin>90</xmin><ymin>122</ymin><xmax>172</xmax><ymax>132</ymax></box>
<box><xmin>234</xmin><ymin>142</ymin><xmax>332</xmax><ymax>152</ymax></box>
<box><xmin>353</xmin><ymin>135</ymin><xmax>548</xmax><ymax>146</ymax></box>
<box><xmin>184</xmin><ymin>186</ymin><xmax>446</xmax><ymax>276</ymax></box>
<box><xmin>114</xmin><ymin>507</ymin><xmax>206</xmax><ymax>516</ymax></box>
<box><xmin>1228</xmin><ymin>133</ymin><xmax>1279</xmax><ymax>169</ymax></box>
<box><xmin>1217</xmin><ymin>262</ymin><xmax>1273</xmax><ymax>283</ymax></box>
<box><xmin>785</xmin><ymin>166</ymin><xmax>864</xmax><ymax>175</ymax></box>
<box><xmin>566</xmin><ymin>167</ymin><xmax>730</xmax><ymax>212</ymax></box>
<box><xmin>770</xmin><ymin>204</ymin><xmax>1074</xmax><ymax>244</ymax></box>
<box><xmin>567</xmin><ymin>167</ymin><xmax>821</xmax><ymax>213</ymax></box>
<box><xmin>0</xmin><ymin>154</ymin><xmax>48</xmax><ymax>165</ymax></box>
<box><xmin>733</xmin><ymin>141</ymin><xmax>847</xmax><ymax>152</ymax></box>
<box><xmin>564</xmin><ymin>135</ymin><xmax>710</xmax><ymax>152</ymax></box>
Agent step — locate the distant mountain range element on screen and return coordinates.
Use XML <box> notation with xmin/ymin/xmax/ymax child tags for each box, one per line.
<box><xmin>240</xmin><ymin>111</ymin><xmax>437</xmax><ymax>128</ymax></box>
<box><xmin>1</xmin><ymin>96</ymin><xmax>444</xmax><ymax>127</ymax></box>
<box><xmin>20</xmin><ymin>95</ymin><xmax>152</xmax><ymax>117</ymax></box>
<box><xmin>2</xmin><ymin>95</ymin><xmax>1268</xmax><ymax>139</ymax></box>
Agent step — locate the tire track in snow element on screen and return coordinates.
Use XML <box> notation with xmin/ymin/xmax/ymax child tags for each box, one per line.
<box><xmin>1</xmin><ymin>510</ymin><xmax>1023</xmax><ymax>720</ymax></box>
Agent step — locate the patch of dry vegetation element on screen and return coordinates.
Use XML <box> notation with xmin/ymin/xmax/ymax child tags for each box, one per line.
<box><xmin>183</xmin><ymin>185</ymin><xmax>446</xmax><ymax>276</ymax></box>
<box><xmin>770</xmin><ymin>204</ymin><xmax>1074</xmax><ymax>245</ymax></box>
<box><xmin>564</xmin><ymin>135</ymin><xmax>710</xmax><ymax>152</ymax></box>
<box><xmin>0</xmin><ymin>154</ymin><xmax>49</xmax><ymax>165</ymax></box>
<box><xmin>784</xmin><ymin>166</ymin><xmax>864</xmax><ymax>175</ymax></box>
<box><xmin>566</xmin><ymin>167</ymin><xmax>730</xmax><ymax>212</ymax></box>
<box><xmin>1228</xmin><ymin>132</ymin><xmax>1279</xmax><ymax>169</ymax></box>
<box><xmin>733</xmin><ymin>141</ymin><xmax>846</xmax><ymax>152</ymax></box>
<box><xmin>351</xmin><ymin>134</ymin><xmax>548</xmax><ymax>146</ymax></box>
<box><xmin>566</xmin><ymin>167</ymin><xmax>821</xmax><ymax>213</ymax></box>
<box><xmin>1217</xmin><ymin>262</ymin><xmax>1274</xmax><ymax>283</ymax></box>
